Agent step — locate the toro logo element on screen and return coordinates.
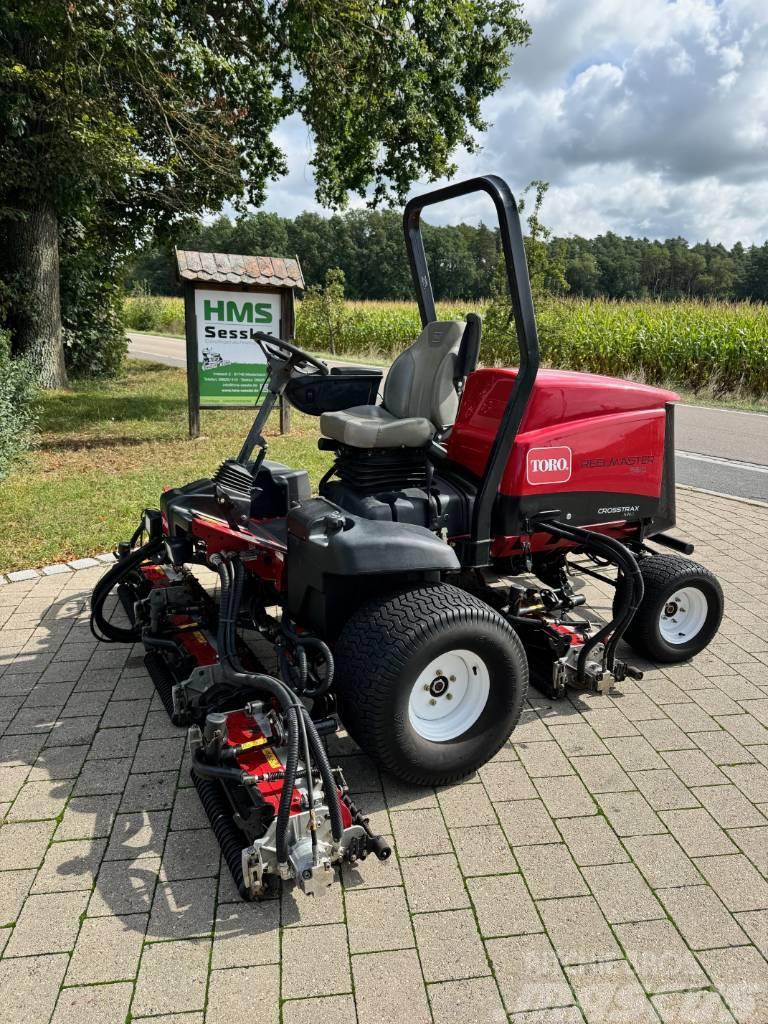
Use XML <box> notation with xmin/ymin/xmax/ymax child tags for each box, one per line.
<box><xmin>526</xmin><ymin>446</ymin><xmax>572</xmax><ymax>486</ymax></box>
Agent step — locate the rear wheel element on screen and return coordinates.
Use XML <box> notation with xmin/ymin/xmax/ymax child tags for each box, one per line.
<box><xmin>334</xmin><ymin>583</ymin><xmax>528</xmax><ymax>785</ymax></box>
<box><xmin>617</xmin><ymin>553</ymin><xmax>724</xmax><ymax>663</ymax></box>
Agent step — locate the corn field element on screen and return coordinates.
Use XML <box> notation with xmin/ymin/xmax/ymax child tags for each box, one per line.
<box><xmin>123</xmin><ymin>295</ymin><xmax>768</xmax><ymax>398</ymax></box>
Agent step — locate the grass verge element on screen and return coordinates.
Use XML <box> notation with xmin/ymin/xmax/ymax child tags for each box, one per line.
<box><xmin>0</xmin><ymin>361</ymin><xmax>329</xmax><ymax>574</ymax></box>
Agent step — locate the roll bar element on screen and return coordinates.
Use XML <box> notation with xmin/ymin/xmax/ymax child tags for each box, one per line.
<box><xmin>403</xmin><ymin>175</ymin><xmax>541</xmax><ymax>565</ymax></box>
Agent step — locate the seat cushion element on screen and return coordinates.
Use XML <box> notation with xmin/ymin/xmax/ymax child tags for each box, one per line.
<box><xmin>320</xmin><ymin>404</ymin><xmax>435</xmax><ymax>448</ymax></box>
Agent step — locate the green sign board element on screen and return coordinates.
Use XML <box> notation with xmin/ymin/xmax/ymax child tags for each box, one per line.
<box><xmin>193</xmin><ymin>288</ymin><xmax>280</xmax><ymax>407</ymax></box>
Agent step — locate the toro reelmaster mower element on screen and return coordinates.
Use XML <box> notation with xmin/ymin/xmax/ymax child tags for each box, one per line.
<box><xmin>91</xmin><ymin>176</ymin><xmax>724</xmax><ymax>899</ymax></box>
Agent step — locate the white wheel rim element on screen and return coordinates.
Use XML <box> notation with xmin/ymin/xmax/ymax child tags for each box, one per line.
<box><xmin>659</xmin><ymin>586</ymin><xmax>708</xmax><ymax>644</ymax></box>
<box><xmin>408</xmin><ymin>649</ymin><xmax>490</xmax><ymax>742</ymax></box>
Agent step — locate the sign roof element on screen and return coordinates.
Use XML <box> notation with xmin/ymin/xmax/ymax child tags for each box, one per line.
<box><xmin>176</xmin><ymin>250</ymin><xmax>304</xmax><ymax>289</ymax></box>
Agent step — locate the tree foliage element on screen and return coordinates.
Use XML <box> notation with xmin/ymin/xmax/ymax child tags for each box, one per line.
<box><xmin>0</xmin><ymin>0</ymin><xmax>530</xmax><ymax>384</ymax></box>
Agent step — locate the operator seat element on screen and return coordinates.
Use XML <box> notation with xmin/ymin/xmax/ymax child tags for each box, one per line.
<box><xmin>320</xmin><ymin>316</ymin><xmax>480</xmax><ymax>449</ymax></box>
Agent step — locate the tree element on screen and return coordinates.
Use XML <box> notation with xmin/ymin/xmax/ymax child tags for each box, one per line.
<box><xmin>0</xmin><ymin>0</ymin><xmax>530</xmax><ymax>386</ymax></box>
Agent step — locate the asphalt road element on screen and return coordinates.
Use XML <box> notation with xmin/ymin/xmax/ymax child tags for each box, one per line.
<box><xmin>128</xmin><ymin>331</ymin><xmax>768</xmax><ymax>502</ymax></box>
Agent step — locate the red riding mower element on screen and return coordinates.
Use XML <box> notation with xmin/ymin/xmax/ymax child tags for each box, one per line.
<box><xmin>91</xmin><ymin>176</ymin><xmax>724</xmax><ymax>899</ymax></box>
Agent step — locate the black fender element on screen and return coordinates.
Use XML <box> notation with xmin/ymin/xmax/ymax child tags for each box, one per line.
<box><xmin>286</xmin><ymin>498</ymin><xmax>460</xmax><ymax>637</ymax></box>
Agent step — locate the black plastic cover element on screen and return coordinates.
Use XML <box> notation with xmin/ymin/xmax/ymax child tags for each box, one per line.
<box><xmin>285</xmin><ymin>368</ymin><xmax>382</xmax><ymax>416</ymax></box>
<box><xmin>285</xmin><ymin>497</ymin><xmax>459</xmax><ymax>635</ymax></box>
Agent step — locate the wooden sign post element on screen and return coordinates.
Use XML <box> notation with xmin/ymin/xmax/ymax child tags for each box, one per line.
<box><xmin>176</xmin><ymin>250</ymin><xmax>304</xmax><ymax>439</ymax></box>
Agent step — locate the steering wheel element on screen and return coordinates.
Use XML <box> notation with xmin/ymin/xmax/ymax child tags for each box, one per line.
<box><xmin>252</xmin><ymin>331</ymin><xmax>330</xmax><ymax>376</ymax></box>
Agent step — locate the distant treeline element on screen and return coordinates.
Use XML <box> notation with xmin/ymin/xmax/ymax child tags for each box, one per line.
<box><xmin>127</xmin><ymin>210</ymin><xmax>768</xmax><ymax>302</ymax></box>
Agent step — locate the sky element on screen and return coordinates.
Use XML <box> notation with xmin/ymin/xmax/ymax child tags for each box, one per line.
<box><xmin>261</xmin><ymin>0</ymin><xmax>768</xmax><ymax>246</ymax></box>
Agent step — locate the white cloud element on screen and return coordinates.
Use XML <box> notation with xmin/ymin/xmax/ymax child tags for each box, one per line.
<box><xmin>261</xmin><ymin>0</ymin><xmax>768</xmax><ymax>244</ymax></box>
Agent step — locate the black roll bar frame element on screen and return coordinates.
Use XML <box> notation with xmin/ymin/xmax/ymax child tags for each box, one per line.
<box><xmin>403</xmin><ymin>175</ymin><xmax>541</xmax><ymax>565</ymax></box>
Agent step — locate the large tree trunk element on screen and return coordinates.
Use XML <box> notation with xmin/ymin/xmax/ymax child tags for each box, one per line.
<box><xmin>9</xmin><ymin>199</ymin><xmax>67</xmax><ymax>389</ymax></box>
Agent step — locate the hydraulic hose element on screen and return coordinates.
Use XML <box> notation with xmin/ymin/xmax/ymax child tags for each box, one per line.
<box><xmin>302</xmin><ymin>706</ymin><xmax>344</xmax><ymax>842</ymax></box>
<box><xmin>90</xmin><ymin>536</ymin><xmax>163</xmax><ymax>643</ymax></box>
<box><xmin>533</xmin><ymin>518</ymin><xmax>644</xmax><ymax>679</ymax></box>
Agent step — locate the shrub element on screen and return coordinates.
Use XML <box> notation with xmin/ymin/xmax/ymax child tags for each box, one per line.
<box><xmin>123</xmin><ymin>289</ymin><xmax>185</xmax><ymax>335</ymax></box>
<box><xmin>0</xmin><ymin>329</ymin><xmax>38</xmax><ymax>480</ymax></box>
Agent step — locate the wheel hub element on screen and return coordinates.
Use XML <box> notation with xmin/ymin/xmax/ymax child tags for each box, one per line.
<box><xmin>408</xmin><ymin>649</ymin><xmax>490</xmax><ymax>742</ymax></box>
<box><xmin>659</xmin><ymin>586</ymin><xmax>708</xmax><ymax>644</ymax></box>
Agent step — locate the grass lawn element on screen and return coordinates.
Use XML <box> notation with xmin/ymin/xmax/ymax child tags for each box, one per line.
<box><xmin>0</xmin><ymin>361</ymin><xmax>330</xmax><ymax>574</ymax></box>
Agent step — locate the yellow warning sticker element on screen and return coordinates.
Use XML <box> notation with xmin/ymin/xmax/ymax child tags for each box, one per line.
<box><xmin>263</xmin><ymin>748</ymin><xmax>282</xmax><ymax>770</ymax></box>
<box><xmin>239</xmin><ymin>737</ymin><xmax>268</xmax><ymax>752</ymax></box>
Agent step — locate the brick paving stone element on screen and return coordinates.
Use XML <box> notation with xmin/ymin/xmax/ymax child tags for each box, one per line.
<box><xmin>509</xmin><ymin>1009</ymin><xmax>586</xmax><ymax>1024</ymax></box>
<box><xmin>0</xmin><ymin>764</ymin><xmax>29</xmax><ymax>803</ymax></box>
<box><xmin>582</xmin><ymin>709</ymin><xmax>639</xmax><ymax>738</ymax></box>
<box><xmin>516</xmin><ymin>741</ymin><xmax>574</xmax><ymax>777</ymax></box>
<box><xmin>282</xmin><ymin>995</ymin><xmax>357</xmax><ymax>1024</ymax></box>
<box><xmin>634</xmin><ymin>718</ymin><xmax>696</xmax><ymax>750</ymax></box>
<box><xmin>6</xmin><ymin>778</ymin><xmax>73</xmax><ymax>821</ymax></box>
<box><xmin>693</xmin><ymin>730</ymin><xmax>756</xmax><ymax>765</ymax></box>
<box><xmin>651</xmin><ymin>990</ymin><xmax>737</xmax><ymax>1024</ymax></box>
<box><xmin>0</xmin><ymin>869</ymin><xmax>35</xmax><ymax>925</ymax></box>
<box><xmin>148</xmin><ymin>876</ymin><xmax>217</xmax><ymax>939</ymax></box>
<box><xmin>515</xmin><ymin>843</ymin><xmax>589</xmax><ymax>900</ymax></box>
<box><xmin>0</xmin><ymin>819</ymin><xmax>55</xmax><ymax>868</ymax></box>
<box><xmin>697</xmin><ymin>946</ymin><xmax>768</xmax><ymax>1024</ymax></box>
<box><xmin>5</xmin><ymin>890</ymin><xmax>89</xmax><ymax>956</ymax></box>
<box><xmin>207</xmin><ymin>965</ymin><xmax>280</xmax><ymax>1024</ymax></box>
<box><xmin>73</xmin><ymin>757</ymin><xmax>131</xmax><ymax>796</ymax></box>
<box><xmin>691</xmin><ymin>688</ymin><xmax>744</xmax><ymax>717</ymax></box>
<box><xmin>100</xmin><ymin>698</ymin><xmax>151</xmax><ymax>728</ymax></box>
<box><xmin>51</xmin><ymin>982</ymin><xmax>134</xmax><ymax>1024</ymax></box>
<box><xmin>582</xmin><ymin>862</ymin><xmax>664</xmax><ymax>923</ymax></box>
<box><xmin>604</xmin><ymin>736</ymin><xmax>666</xmax><ymax>771</ymax></box>
<box><xmin>729</xmin><ymin>826</ymin><xmax>768</xmax><ymax>875</ymax></box>
<box><xmin>159</xmin><ymin>827</ymin><xmax>220</xmax><ymax>880</ymax></box>
<box><xmin>56</xmin><ymin>793</ymin><xmax>120</xmax><ymax>840</ymax></box>
<box><xmin>413</xmin><ymin>907</ymin><xmax>489</xmax><ymax>982</ymax></box>
<box><xmin>88</xmin><ymin>856</ymin><xmax>161</xmax><ymax>916</ymax></box>
<box><xmin>32</xmin><ymin>836</ymin><xmax>105</xmax><ymax>893</ymax></box>
<box><xmin>614</xmin><ymin>919</ymin><xmax>708</xmax><ymax>992</ymax></box>
<box><xmin>479</xmin><ymin>760</ymin><xmax>537</xmax><ymax>801</ymax></box>
<box><xmin>630</xmin><ymin>769</ymin><xmax>701</xmax><ymax>810</ymax></box>
<box><xmin>437</xmin><ymin>782</ymin><xmax>497</xmax><ymax>826</ymax></box>
<box><xmin>28</xmin><ymin>743</ymin><xmax>88</xmax><ymax>780</ymax></box>
<box><xmin>550</xmin><ymin>802</ymin><xmax>627</xmax><ymax>864</ymax></box>
<box><xmin>664</xmin><ymin>703</ymin><xmax>721</xmax><ymax>733</ymax></box>
<box><xmin>567</xmin><ymin>959</ymin><xmax>661</xmax><ymax>1024</ymax></box>
<box><xmin>717</xmin><ymin>715</ymin><xmax>768</xmax><ymax>746</ymax></box>
<box><xmin>131</xmin><ymin>736</ymin><xmax>185</xmax><ymax>773</ymax></box>
<box><xmin>428</xmin><ymin>976</ymin><xmax>507</xmax><ymax>1024</ymax></box>
<box><xmin>282</xmin><ymin>878</ymin><xmax>344</xmax><ymax>928</ymax></box>
<box><xmin>120</xmin><ymin>770</ymin><xmax>178</xmax><ymax>812</ymax></box>
<box><xmin>549</xmin><ymin>723</ymin><xmax>609</xmax><ymax>756</ymax></box>
<box><xmin>538</xmin><ymin>895</ymin><xmax>620</xmax><ymax>965</ymax></box>
<box><xmin>281</xmin><ymin>923</ymin><xmax>351</xmax><ymax>999</ymax></box>
<box><xmin>352</xmin><ymin>948</ymin><xmax>431</xmax><ymax>1024</ymax></box>
<box><xmin>622</xmin><ymin>833</ymin><xmax>703</xmax><ymax>889</ymax></box>
<box><xmin>212</xmin><ymin>898</ymin><xmax>280</xmax><ymax>968</ymax></box>
<box><xmin>534</xmin><ymin>775</ymin><xmax>597</xmax><ymax>818</ymax></box>
<box><xmin>487</xmin><ymin>932</ymin><xmax>573</xmax><ymax>1014</ymax></box>
<box><xmin>87</xmin><ymin>725</ymin><xmax>141</xmax><ymax>760</ymax></box>
<box><xmin>66</xmin><ymin>912</ymin><xmax>147</xmax><ymax>983</ymax></box>
<box><xmin>104</xmin><ymin>809</ymin><xmax>169</xmax><ymax>861</ymax></box>
<box><xmin>467</xmin><ymin>873</ymin><xmax>541</xmax><ymax>937</ymax></box>
<box><xmin>693</xmin><ymin>854</ymin><xmax>768</xmax><ymax>912</ymax></box>
<box><xmin>661</xmin><ymin>808</ymin><xmax>739</xmax><ymax>857</ymax></box>
<box><xmin>341</xmin><ymin>834</ymin><xmax>403</xmax><ymax>891</ymax></box>
<box><xmin>390</xmin><ymin>806</ymin><xmax>452</xmax><ymax>856</ymax></box>
<box><xmin>722</xmin><ymin>762</ymin><xmax>768</xmax><ymax>803</ymax></box>
<box><xmin>495</xmin><ymin>799</ymin><xmax>560</xmax><ymax>845</ymax></box>
<box><xmin>345</xmin><ymin>885</ymin><xmax>413</xmax><ymax>953</ymax></box>
<box><xmin>596</xmin><ymin>790</ymin><xmax>666</xmax><ymax>837</ymax></box>
<box><xmin>571</xmin><ymin>754</ymin><xmax>634</xmax><ymax>793</ymax></box>
<box><xmin>736</xmin><ymin>910</ymin><xmax>768</xmax><ymax>958</ymax></box>
<box><xmin>451</xmin><ymin>823</ymin><xmax>517</xmax><ymax>876</ymax></box>
<box><xmin>169</xmin><ymin>786</ymin><xmax>209</xmax><ymax>831</ymax></box>
<box><xmin>658</xmin><ymin>886</ymin><xmax>750</xmax><ymax>950</ymax></box>
<box><xmin>0</xmin><ymin>954</ymin><xmax>68</xmax><ymax>1024</ymax></box>
<box><xmin>132</xmin><ymin>937</ymin><xmax>211</xmax><ymax>1016</ymax></box>
<box><xmin>693</xmin><ymin>784</ymin><xmax>766</xmax><ymax>829</ymax></box>
<box><xmin>400</xmin><ymin>852</ymin><xmax>469</xmax><ymax>913</ymax></box>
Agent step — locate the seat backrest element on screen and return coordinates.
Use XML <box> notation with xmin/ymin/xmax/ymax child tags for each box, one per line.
<box><xmin>383</xmin><ymin>320</ymin><xmax>465</xmax><ymax>428</ymax></box>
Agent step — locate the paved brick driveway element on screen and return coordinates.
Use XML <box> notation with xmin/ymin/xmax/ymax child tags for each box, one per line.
<box><xmin>0</xmin><ymin>487</ymin><xmax>767</xmax><ymax>1024</ymax></box>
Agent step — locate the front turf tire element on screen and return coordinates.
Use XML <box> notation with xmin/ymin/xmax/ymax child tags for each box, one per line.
<box><xmin>333</xmin><ymin>583</ymin><xmax>528</xmax><ymax>786</ymax></box>
<box><xmin>618</xmin><ymin>553</ymin><xmax>724</xmax><ymax>663</ymax></box>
